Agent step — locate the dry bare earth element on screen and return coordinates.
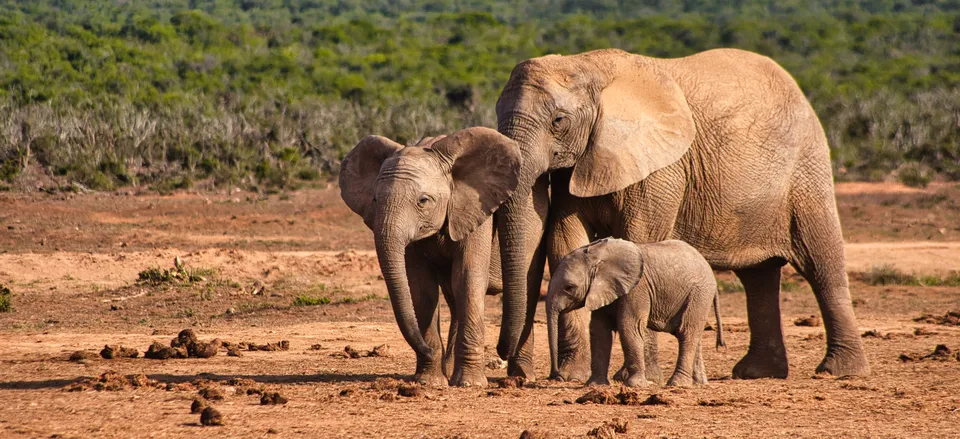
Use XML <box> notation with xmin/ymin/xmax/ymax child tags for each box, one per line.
<box><xmin>1</xmin><ymin>182</ymin><xmax>959</xmax><ymax>438</ymax></box>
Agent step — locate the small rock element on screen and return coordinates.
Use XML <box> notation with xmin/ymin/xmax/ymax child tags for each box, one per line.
<box><xmin>225</xmin><ymin>307</ymin><xmax>236</xmax><ymax>315</ymax></box>
<box><xmin>227</xmin><ymin>348</ymin><xmax>242</xmax><ymax>357</ymax></box>
<box><xmin>519</xmin><ymin>430</ymin><xmax>550</xmax><ymax>439</ymax></box>
<box><xmin>200</xmin><ymin>407</ymin><xmax>223</xmax><ymax>426</ymax></box>
<box><xmin>309</xmin><ymin>344</ymin><xmax>323</xmax><ymax>351</ymax></box>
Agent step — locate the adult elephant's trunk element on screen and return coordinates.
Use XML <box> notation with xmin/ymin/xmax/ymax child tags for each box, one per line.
<box><xmin>546</xmin><ymin>294</ymin><xmax>569</xmax><ymax>380</ymax></box>
<box><xmin>495</xmin><ymin>120</ymin><xmax>549</xmax><ymax>360</ymax></box>
<box><xmin>374</xmin><ymin>221</ymin><xmax>434</xmax><ymax>359</ymax></box>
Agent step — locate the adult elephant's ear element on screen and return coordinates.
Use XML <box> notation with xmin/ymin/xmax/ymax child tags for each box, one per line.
<box><xmin>431</xmin><ymin>127</ymin><xmax>521</xmax><ymax>241</ymax></box>
<box><xmin>584</xmin><ymin>238</ymin><xmax>644</xmax><ymax>311</ymax></box>
<box><xmin>570</xmin><ymin>60</ymin><xmax>696</xmax><ymax>197</ymax></box>
<box><xmin>339</xmin><ymin>136</ymin><xmax>404</xmax><ymax>229</ymax></box>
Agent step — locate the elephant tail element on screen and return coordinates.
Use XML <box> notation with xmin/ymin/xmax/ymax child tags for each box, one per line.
<box><xmin>714</xmin><ymin>289</ymin><xmax>726</xmax><ymax>351</ymax></box>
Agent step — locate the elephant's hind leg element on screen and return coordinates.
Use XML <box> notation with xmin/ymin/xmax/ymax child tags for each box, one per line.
<box><xmin>732</xmin><ymin>263</ymin><xmax>790</xmax><ymax>379</ymax></box>
<box><xmin>789</xmin><ymin>193</ymin><xmax>869</xmax><ymax>377</ymax></box>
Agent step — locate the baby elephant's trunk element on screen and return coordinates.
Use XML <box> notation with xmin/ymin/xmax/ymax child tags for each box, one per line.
<box><xmin>714</xmin><ymin>289</ymin><xmax>725</xmax><ymax>350</ymax></box>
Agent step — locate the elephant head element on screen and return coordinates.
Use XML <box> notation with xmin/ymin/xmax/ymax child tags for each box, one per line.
<box><xmin>494</xmin><ymin>49</ymin><xmax>697</xmax><ymax>359</ymax></box>
<box><xmin>546</xmin><ymin>238</ymin><xmax>644</xmax><ymax>380</ymax></box>
<box><xmin>339</xmin><ymin>127</ymin><xmax>521</xmax><ymax>359</ymax></box>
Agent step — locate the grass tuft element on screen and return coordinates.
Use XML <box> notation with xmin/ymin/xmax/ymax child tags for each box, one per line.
<box><xmin>292</xmin><ymin>295</ymin><xmax>332</xmax><ymax>306</ymax></box>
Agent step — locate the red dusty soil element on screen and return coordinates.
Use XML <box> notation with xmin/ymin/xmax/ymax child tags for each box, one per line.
<box><xmin>0</xmin><ymin>181</ymin><xmax>959</xmax><ymax>438</ymax></box>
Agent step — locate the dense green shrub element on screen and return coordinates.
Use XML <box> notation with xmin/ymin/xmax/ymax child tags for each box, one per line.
<box><xmin>0</xmin><ymin>1</ymin><xmax>957</xmax><ymax>190</ymax></box>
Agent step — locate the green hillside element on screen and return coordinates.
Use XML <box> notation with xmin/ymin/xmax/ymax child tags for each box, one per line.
<box><xmin>1</xmin><ymin>1</ymin><xmax>958</xmax><ymax>190</ymax></box>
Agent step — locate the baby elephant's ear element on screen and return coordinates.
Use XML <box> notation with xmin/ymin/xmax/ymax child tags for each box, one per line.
<box><xmin>584</xmin><ymin>239</ymin><xmax>644</xmax><ymax>311</ymax></box>
<box><xmin>339</xmin><ymin>136</ymin><xmax>404</xmax><ymax>228</ymax></box>
<box><xmin>431</xmin><ymin>127</ymin><xmax>521</xmax><ymax>241</ymax></box>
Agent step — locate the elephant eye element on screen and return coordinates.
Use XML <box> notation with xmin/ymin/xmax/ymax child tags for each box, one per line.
<box><xmin>564</xmin><ymin>283</ymin><xmax>576</xmax><ymax>292</ymax></box>
<box><xmin>552</xmin><ymin>115</ymin><xmax>565</xmax><ymax>128</ymax></box>
<box><xmin>417</xmin><ymin>194</ymin><xmax>431</xmax><ymax>207</ymax></box>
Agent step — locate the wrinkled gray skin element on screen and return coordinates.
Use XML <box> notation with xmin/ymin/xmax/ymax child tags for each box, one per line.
<box><xmin>495</xmin><ymin>48</ymin><xmax>869</xmax><ymax>380</ymax></box>
<box><xmin>547</xmin><ymin>238</ymin><xmax>724</xmax><ymax>387</ymax></box>
<box><xmin>339</xmin><ymin>127</ymin><xmax>548</xmax><ymax>387</ymax></box>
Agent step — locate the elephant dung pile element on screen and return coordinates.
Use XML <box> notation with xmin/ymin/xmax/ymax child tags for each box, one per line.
<box><xmin>331</xmin><ymin>344</ymin><xmax>389</xmax><ymax>359</ymax></box>
<box><xmin>574</xmin><ymin>387</ymin><xmax>671</xmax><ymax>406</ymax></box>
<box><xmin>64</xmin><ymin>371</ymin><xmax>161</xmax><ymax>392</ymax></box>
<box><xmin>913</xmin><ymin>311</ymin><xmax>960</xmax><ymax>326</ymax></box>
<box><xmin>100</xmin><ymin>345</ymin><xmax>140</xmax><ymax>359</ymax></box>
<box><xmin>899</xmin><ymin>344</ymin><xmax>959</xmax><ymax>362</ymax></box>
<box><xmin>587</xmin><ymin>419</ymin><xmax>629</xmax><ymax>439</ymax></box>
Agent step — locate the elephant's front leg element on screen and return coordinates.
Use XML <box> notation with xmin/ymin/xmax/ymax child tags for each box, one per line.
<box><xmin>406</xmin><ymin>252</ymin><xmax>446</xmax><ymax>387</ymax></box>
<box><xmin>545</xmin><ymin>181</ymin><xmax>595</xmax><ymax>382</ymax></box>
<box><xmin>617</xmin><ymin>295</ymin><xmax>653</xmax><ymax>387</ymax></box>
<box><xmin>586</xmin><ymin>308</ymin><xmax>616</xmax><ymax>386</ymax></box>
<box><xmin>449</xmin><ymin>222</ymin><xmax>493</xmax><ymax>387</ymax></box>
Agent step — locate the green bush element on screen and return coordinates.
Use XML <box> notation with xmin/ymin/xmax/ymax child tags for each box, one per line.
<box><xmin>0</xmin><ymin>283</ymin><xmax>12</xmax><ymax>312</ymax></box>
<box><xmin>897</xmin><ymin>162</ymin><xmax>934</xmax><ymax>188</ymax></box>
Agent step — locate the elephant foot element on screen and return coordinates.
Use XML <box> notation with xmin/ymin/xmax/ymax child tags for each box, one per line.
<box><xmin>815</xmin><ymin>345</ymin><xmax>870</xmax><ymax>377</ymax></box>
<box><xmin>732</xmin><ymin>349</ymin><xmax>789</xmax><ymax>379</ymax></box>
<box><xmin>507</xmin><ymin>358</ymin><xmax>536</xmax><ymax>381</ymax></box>
<box><xmin>624</xmin><ymin>373</ymin><xmax>651</xmax><ymax>388</ymax></box>
<box><xmin>584</xmin><ymin>376</ymin><xmax>610</xmax><ymax>387</ymax></box>
<box><xmin>665</xmin><ymin>374</ymin><xmax>694</xmax><ymax>387</ymax></box>
<box><xmin>612</xmin><ymin>366</ymin><xmax>629</xmax><ymax>383</ymax></box>
<box><xmin>557</xmin><ymin>350</ymin><xmax>591</xmax><ymax>383</ymax></box>
<box><xmin>450</xmin><ymin>368</ymin><xmax>488</xmax><ymax>388</ymax></box>
<box><xmin>415</xmin><ymin>371</ymin><xmax>448</xmax><ymax>388</ymax></box>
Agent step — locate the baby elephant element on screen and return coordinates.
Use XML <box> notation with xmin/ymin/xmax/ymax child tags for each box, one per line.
<box><xmin>340</xmin><ymin>127</ymin><xmax>547</xmax><ymax>387</ymax></box>
<box><xmin>547</xmin><ymin>238</ymin><xmax>724</xmax><ymax>387</ymax></box>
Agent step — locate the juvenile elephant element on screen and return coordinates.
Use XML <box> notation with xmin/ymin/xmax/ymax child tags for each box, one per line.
<box><xmin>547</xmin><ymin>238</ymin><xmax>723</xmax><ymax>387</ymax></box>
<box><xmin>339</xmin><ymin>127</ymin><xmax>547</xmax><ymax>387</ymax></box>
<box><xmin>493</xmin><ymin>48</ymin><xmax>869</xmax><ymax>380</ymax></box>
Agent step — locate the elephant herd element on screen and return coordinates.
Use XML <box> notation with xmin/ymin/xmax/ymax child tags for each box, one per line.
<box><xmin>339</xmin><ymin>47</ymin><xmax>871</xmax><ymax>388</ymax></box>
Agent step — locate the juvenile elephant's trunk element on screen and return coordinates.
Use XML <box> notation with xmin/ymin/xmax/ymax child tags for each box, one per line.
<box><xmin>495</xmin><ymin>122</ymin><xmax>549</xmax><ymax>361</ymax></box>
<box><xmin>375</xmin><ymin>223</ymin><xmax>434</xmax><ymax>359</ymax></box>
<box><xmin>546</xmin><ymin>294</ymin><xmax>570</xmax><ymax>380</ymax></box>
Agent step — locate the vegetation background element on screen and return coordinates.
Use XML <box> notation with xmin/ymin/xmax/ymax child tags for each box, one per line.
<box><xmin>1</xmin><ymin>0</ymin><xmax>958</xmax><ymax>192</ymax></box>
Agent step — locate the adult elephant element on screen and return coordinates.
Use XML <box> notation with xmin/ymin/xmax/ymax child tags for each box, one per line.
<box><xmin>493</xmin><ymin>48</ymin><xmax>869</xmax><ymax>379</ymax></box>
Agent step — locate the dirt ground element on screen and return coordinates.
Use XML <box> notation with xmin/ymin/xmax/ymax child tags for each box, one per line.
<box><xmin>1</xmin><ymin>181</ymin><xmax>959</xmax><ymax>438</ymax></box>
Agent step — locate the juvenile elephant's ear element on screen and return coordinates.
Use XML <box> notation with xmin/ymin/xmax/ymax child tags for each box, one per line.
<box><xmin>584</xmin><ymin>238</ymin><xmax>644</xmax><ymax>312</ymax></box>
<box><xmin>339</xmin><ymin>136</ymin><xmax>404</xmax><ymax>229</ymax></box>
<box><xmin>570</xmin><ymin>60</ymin><xmax>696</xmax><ymax>197</ymax></box>
<box><xmin>431</xmin><ymin>127</ymin><xmax>521</xmax><ymax>241</ymax></box>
